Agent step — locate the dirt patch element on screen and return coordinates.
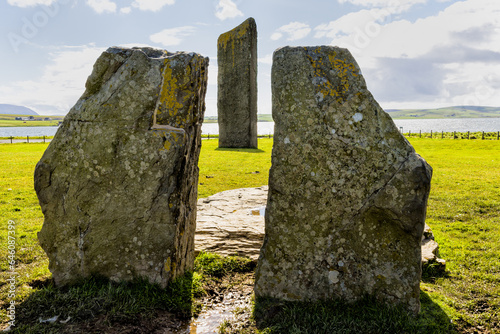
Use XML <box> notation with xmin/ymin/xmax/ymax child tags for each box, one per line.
<box><xmin>193</xmin><ymin>272</ymin><xmax>256</xmax><ymax>333</ymax></box>
<box><xmin>48</xmin><ymin>272</ymin><xmax>257</xmax><ymax>334</ymax></box>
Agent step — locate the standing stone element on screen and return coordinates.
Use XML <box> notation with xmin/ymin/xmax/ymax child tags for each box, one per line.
<box><xmin>217</xmin><ymin>17</ymin><xmax>258</xmax><ymax>148</ymax></box>
<box><xmin>254</xmin><ymin>46</ymin><xmax>432</xmax><ymax>314</ymax></box>
<box><xmin>34</xmin><ymin>47</ymin><xmax>208</xmax><ymax>287</ymax></box>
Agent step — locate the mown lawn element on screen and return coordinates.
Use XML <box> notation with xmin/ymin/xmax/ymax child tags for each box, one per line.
<box><xmin>0</xmin><ymin>138</ymin><xmax>499</xmax><ymax>333</ymax></box>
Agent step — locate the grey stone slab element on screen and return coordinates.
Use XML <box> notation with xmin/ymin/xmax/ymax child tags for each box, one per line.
<box><xmin>254</xmin><ymin>46</ymin><xmax>432</xmax><ymax>314</ymax></box>
<box><xmin>217</xmin><ymin>18</ymin><xmax>258</xmax><ymax>148</ymax></box>
<box><xmin>35</xmin><ymin>47</ymin><xmax>209</xmax><ymax>287</ymax></box>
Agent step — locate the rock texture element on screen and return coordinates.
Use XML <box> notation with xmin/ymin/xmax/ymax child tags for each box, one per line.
<box><xmin>35</xmin><ymin>47</ymin><xmax>208</xmax><ymax>287</ymax></box>
<box><xmin>254</xmin><ymin>46</ymin><xmax>433</xmax><ymax>314</ymax></box>
<box><xmin>421</xmin><ymin>225</ymin><xmax>446</xmax><ymax>271</ymax></box>
<box><xmin>195</xmin><ymin>187</ymin><xmax>267</xmax><ymax>260</ymax></box>
<box><xmin>195</xmin><ymin>188</ymin><xmax>444</xmax><ymax>271</ymax></box>
<box><xmin>217</xmin><ymin>17</ymin><xmax>258</xmax><ymax>149</ymax></box>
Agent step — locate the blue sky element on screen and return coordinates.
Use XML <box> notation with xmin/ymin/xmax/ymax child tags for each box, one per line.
<box><xmin>1</xmin><ymin>0</ymin><xmax>499</xmax><ymax>115</ymax></box>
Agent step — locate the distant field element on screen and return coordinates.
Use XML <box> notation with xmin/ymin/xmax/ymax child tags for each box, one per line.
<box><xmin>386</xmin><ymin>106</ymin><xmax>500</xmax><ymax>119</ymax></box>
<box><xmin>205</xmin><ymin>107</ymin><xmax>500</xmax><ymax>122</ymax></box>
<box><xmin>0</xmin><ymin>114</ymin><xmax>63</xmax><ymax>127</ymax></box>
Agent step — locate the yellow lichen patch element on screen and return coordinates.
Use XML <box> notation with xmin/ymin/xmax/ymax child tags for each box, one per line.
<box><xmin>159</xmin><ymin>60</ymin><xmax>183</xmax><ymax>114</ymax></box>
<box><xmin>164</xmin><ymin>140</ymin><xmax>172</xmax><ymax>150</ymax></box>
<box><xmin>218</xmin><ymin>19</ymin><xmax>252</xmax><ymax>68</ymax></box>
<box><xmin>306</xmin><ymin>48</ymin><xmax>359</xmax><ymax>105</ymax></box>
<box><xmin>218</xmin><ymin>19</ymin><xmax>250</xmax><ymax>50</ymax></box>
<box><xmin>165</xmin><ymin>257</ymin><xmax>171</xmax><ymax>272</ymax></box>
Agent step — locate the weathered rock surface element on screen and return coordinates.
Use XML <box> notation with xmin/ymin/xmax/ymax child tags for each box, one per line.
<box><xmin>35</xmin><ymin>46</ymin><xmax>208</xmax><ymax>287</ymax></box>
<box><xmin>217</xmin><ymin>17</ymin><xmax>258</xmax><ymax>148</ymax></box>
<box><xmin>195</xmin><ymin>187</ymin><xmax>444</xmax><ymax>270</ymax></box>
<box><xmin>254</xmin><ymin>46</ymin><xmax>433</xmax><ymax>314</ymax></box>
<box><xmin>195</xmin><ymin>187</ymin><xmax>267</xmax><ymax>260</ymax></box>
<box><xmin>421</xmin><ymin>225</ymin><xmax>446</xmax><ymax>271</ymax></box>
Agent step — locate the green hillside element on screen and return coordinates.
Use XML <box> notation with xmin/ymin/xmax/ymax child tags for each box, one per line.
<box><xmin>0</xmin><ymin>114</ymin><xmax>64</xmax><ymax>127</ymax></box>
<box><xmin>206</xmin><ymin>106</ymin><xmax>500</xmax><ymax>122</ymax></box>
<box><xmin>385</xmin><ymin>106</ymin><xmax>500</xmax><ymax>119</ymax></box>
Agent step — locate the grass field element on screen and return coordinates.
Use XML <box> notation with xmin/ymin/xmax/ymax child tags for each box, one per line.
<box><xmin>0</xmin><ymin>138</ymin><xmax>499</xmax><ymax>333</ymax></box>
<box><xmin>0</xmin><ymin>114</ymin><xmax>63</xmax><ymax>127</ymax></box>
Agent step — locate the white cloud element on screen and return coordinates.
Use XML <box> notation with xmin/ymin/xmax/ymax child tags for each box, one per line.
<box><xmin>131</xmin><ymin>0</ymin><xmax>174</xmax><ymax>12</ymax></box>
<box><xmin>315</xmin><ymin>9</ymin><xmax>391</xmax><ymax>40</ymax></box>
<box><xmin>7</xmin><ymin>0</ymin><xmax>56</xmax><ymax>7</ymax></box>
<box><xmin>86</xmin><ymin>0</ymin><xmax>117</xmax><ymax>14</ymax></box>
<box><xmin>315</xmin><ymin>0</ymin><xmax>500</xmax><ymax>108</ymax></box>
<box><xmin>271</xmin><ymin>22</ymin><xmax>311</xmax><ymax>41</ymax></box>
<box><xmin>0</xmin><ymin>45</ymin><xmax>105</xmax><ymax>114</ymax></box>
<box><xmin>258</xmin><ymin>53</ymin><xmax>273</xmax><ymax>65</ymax></box>
<box><xmin>150</xmin><ymin>26</ymin><xmax>196</xmax><ymax>46</ymax></box>
<box><xmin>120</xmin><ymin>6</ymin><xmax>131</xmax><ymax>14</ymax></box>
<box><xmin>215</xmin><ymin>0</ymin><xmax>243</xmax><ymax>21</ymax></box>
<box><xmin>337</xmin><ymin>0</ymin><xmax>426</xmax><ymax>8</ymax></box>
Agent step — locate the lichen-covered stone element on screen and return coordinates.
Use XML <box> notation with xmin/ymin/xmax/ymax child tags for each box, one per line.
<box><xmin>254</xmin><ymin>46</ymin><xmax>432</xmax><ymax>314</ymax></box>
<box><xmin>217</xmin><ymin>17</ymin><xmax>258</xmax><ymax>148</ymax></box>
<box><xmin>421</xmin><ymin>224</ymin><xmax>446</xmax><ymax>272</ymax></box>
<box><xmin>35</xmin><ymin>47</ymin><xmax>208</xmax><ymax>287</ymax></box>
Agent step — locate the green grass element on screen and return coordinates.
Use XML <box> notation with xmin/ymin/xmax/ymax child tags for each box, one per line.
<box><xmin>198</xmin><ymin>139</ymin><xmax>272</xmax><ymax>198</ymax></box>
<box><xmin>6</xmin><ymin>274</ymin><xmax>195</xmax><ymax>333</ymax></box>
<box><xmin>1</xmin><ymin>138</ymin><xmax>500</xmax><ymax>333</ymax></box>
<box><xmin>254</xmin><ymin>293</ymin><xmax>453</xmax><ymax>334</ymax></box>
<box><xmin>194</xmin><ymin>252</ymin><xmax>255</xmax><ymax>279</ymax></box>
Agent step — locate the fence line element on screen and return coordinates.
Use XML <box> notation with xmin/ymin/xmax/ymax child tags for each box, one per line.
<box><xmin>403</xmin><ymin>130</ymin><xmax>499</xmax><ymax>140</ymax></box>
<box><xmin>0</xmin><ymin>135</ymin><xmax>49</xmax><ymax>144</ymax></box>
<box><xmin>2</xmin><ymin>131</ymin><xmax>500</xmax><ymax>143</ymax></box>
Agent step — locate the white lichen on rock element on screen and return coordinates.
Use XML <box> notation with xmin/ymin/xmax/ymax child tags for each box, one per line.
<box><xmin>35</xmin><ymin>47</ymin><xmax>208</xmax><ymax>288</ymax></box>
<box><xmin>254</xmin><ymin>46</ymin><xmax>432</xmax><ymax>315</ymax></box>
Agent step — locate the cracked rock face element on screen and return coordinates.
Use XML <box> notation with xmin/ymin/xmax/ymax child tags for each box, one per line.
<box><xmin>34</xmin><ymin>47</ymin><xmax>208</xmax><ymax>287</ymax></box>
<box><xmin>254</xmin><ymin>46</ymin><xmax>432</xmax><ymax>315</ymax></box>
<box><xmin>217</xmin><ymin>17</ymin><xmax>258</xmax><ymax>149</ymax></box>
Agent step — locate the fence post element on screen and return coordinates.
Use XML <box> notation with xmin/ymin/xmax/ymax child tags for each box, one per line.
<box><xmin>409</xmin><ymin>130</ymin><xmax>411</xmax><ymax>137</ymax></box>
<box><xmin>27</xmin><ymin>136</ymin><xmax>29</xmax><ymax>143</ymax></box>
<box><xmin>482</xmin><ymin>131</ymin><xmax>485</xmax><ymax>140</ymax></box>
<box><xmin>430</xmin><ymin>130</ymin><xmax>433</xmax><ymax>139</ymax></box>
<box><xmin>467</xmin><ymin>131</ymin><xmax>469</xmax><ymax>140</ymax></box>
<box><xmin>43</xmin><ymin>135</ymin><xmax>46</xmax><ymax>143</ymax></box>
<box><xmin>10</xmin><ymin>136</ymin><xmax>13</xmax><ymax>144</ymax></box>
<box><xmin>441</xmin><ymin>131</ymin><xmax>444</xmax><ymax>139</ymax></box>
<box><xmin>498</xmin><ymin>131</ymin><xmax>499</xmax><ymax>140</ymax></box>
<box><xmin>453</xmin><ymin>131</ymin><xmax>456</xmax><ymax>139</ymax></box>
<box><xmin>420</xmin><ymin>130</ymin><xmax>421</xmax><ymax>138</ymax></box>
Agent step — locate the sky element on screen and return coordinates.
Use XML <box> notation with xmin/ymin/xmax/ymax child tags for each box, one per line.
<box><xmin>1</xmin><ymin>0</ymin><xmax>500</xmax><ymax>116</ymax></box>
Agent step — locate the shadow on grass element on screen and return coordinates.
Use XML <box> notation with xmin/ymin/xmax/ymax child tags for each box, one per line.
<box><xmin>421</xmin><ymin>261</ymin><xmax>450</xmax><ymax>284</ymax></box>
<box><xmin>215</xmin><ymin>147</ymin><xmax>266</xmax><ymax>153</ymax></box>
<box><xmin>7</xmin><ymin>274</ymin><xmax>194</xmax><ymax>334</ymax></box>
<box><xmin>254</xmin><ymin>290</ymin><xmax>455</xmax><ymax>334</ymax></box>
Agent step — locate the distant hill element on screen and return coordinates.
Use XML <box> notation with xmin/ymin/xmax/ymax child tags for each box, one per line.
<box><xmin>0</xmin><ymin>104</ymin><xmax>38</xmax><ymax>116</ymax></box>
<box><xmin>385</xmin><ymin>106</ymin><xmax>500</xmax><ymax>119</ymax></box>
<box><xmin>205</xmin><ymin>106</ymin><xmax>500</xmax><ymax>122</ymax></box>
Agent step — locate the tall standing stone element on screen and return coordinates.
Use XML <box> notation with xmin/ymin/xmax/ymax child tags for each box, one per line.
<box><xmin>35</xmin><ymin>47</ymin><xmax>208</xmax><ymax>287</ymax></box>
<box><xmin>254</xmin><ymin>46</ymin><xmax>432</xmax><ymax>314</ymax></box>
<box><xmin>217</xmin><ymin>17</ymin><xmax>258</xmax><ymax>148</ymax></box>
